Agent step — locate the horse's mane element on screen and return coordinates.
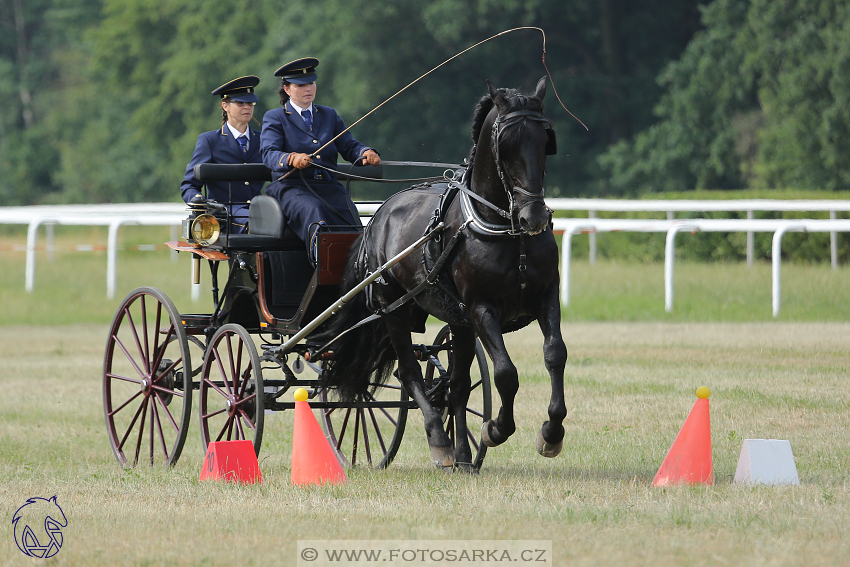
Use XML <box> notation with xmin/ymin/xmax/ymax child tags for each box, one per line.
<box><xmin>469</xmin><ymin>86</ymin><xmax>544</xmax><ymax>158</ymax></box>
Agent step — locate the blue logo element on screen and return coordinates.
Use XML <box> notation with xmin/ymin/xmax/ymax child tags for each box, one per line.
<box><xmin>12</xmin><ymin>496</ymin><xmax>67</xmax><ymax>559</ymax></box>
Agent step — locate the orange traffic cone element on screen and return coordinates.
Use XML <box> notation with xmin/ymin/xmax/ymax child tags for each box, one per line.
<box><xmin>291</xmin><ymin>388</ymin><xmax>348</xmax><ymax>486</ymax></box>
<box><xmin>652</xmin><ymin>386</ymin><xmax>713</xmax><ymax>487</ymax></box>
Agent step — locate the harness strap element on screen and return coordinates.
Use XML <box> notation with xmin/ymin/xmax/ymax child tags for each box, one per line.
<box><xmin>456</xmin><ymin>181</ymin><xmax>511</xmax><ymax>219</ymax></box>
<box><xmin>379</xmin><ymin>219</ymin><xmax>470</xmax><ymax>316</ymax></box>
<box><xmin>518</xmin><ymin>233</ymin><xmax>527</xmax><ymax>291</ymax></box>
<box><xmin>312</xmin><ymin>312</ymin><xmax>383</xmax><ymax>356</ymax></box>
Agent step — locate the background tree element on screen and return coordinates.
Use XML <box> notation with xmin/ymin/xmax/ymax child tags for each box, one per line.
<box><xmin>2</xmin><ymin>0</ymin><xmax>703</xmax><ymax>204</ymax></box>
<box><xmin>0</xmin><ymin>0</ymin><xmax>103</xmax><ymax>204</ymax></box>
<box><xmin>600</xmin><ymin>0</ymin><xmax>850</xmax><ymax>195</ymax></box>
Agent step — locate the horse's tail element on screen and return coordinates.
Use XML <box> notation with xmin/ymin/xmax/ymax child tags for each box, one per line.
<box><xmin>320</xmin><ymin>235</ymin><xmax>397</xmax><ymax>402</ymax></box>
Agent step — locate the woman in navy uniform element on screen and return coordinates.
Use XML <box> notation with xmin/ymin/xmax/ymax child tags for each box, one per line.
<box><xmin>181</xmin><ymin>76</ymin><xmax>265</xmax><ymax>233</ymax></box>
<box><xmin>260</xmin><ymin>58</ymin><xmax>380</xmax><ymax>261</ymax></box>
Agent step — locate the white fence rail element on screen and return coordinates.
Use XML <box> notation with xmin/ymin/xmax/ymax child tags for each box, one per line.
<box><xmin>547</xmin><ymin>198</ymin><xmax>850</xmax><ymax>268</ymax></box>
<box><xmin>2</xmin><ymin>200</ymin><xmax>848</xmax><ymax>316</ymax></box>
<box><xmin>553</xmin><ymin>218</ymin><xmax>850</xmax><ymax>317</ymax></box>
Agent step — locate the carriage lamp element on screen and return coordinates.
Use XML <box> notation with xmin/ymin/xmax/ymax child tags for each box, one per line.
<box><xmin>190</xmin><ymin>214</ymin><xmax>220</xmax><ymax>246</ymax></box>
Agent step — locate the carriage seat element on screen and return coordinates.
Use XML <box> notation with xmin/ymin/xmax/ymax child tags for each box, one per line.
<box><xmin>191</xmin><ymin>164</ymin><xmax>303</xmax><ymax>251</ymax></box>
<box><xmin>220</xmin><ymin>195</ymin><xmax>303</xmax><ymax>251</ymax></box>
<box><xmin>192</xmin><ymin>162</ymin><xmax>380</xmax><ymax>252</ymax></box>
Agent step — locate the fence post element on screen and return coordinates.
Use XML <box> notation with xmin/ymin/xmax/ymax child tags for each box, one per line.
<box><xmin>830</xmin><ymin>210</ymin><xmax>838</xmax><ymax>269</ymax></box>
<box><xmin>747</xmin><ymin>210</ymin><xmax>754</xmax><ymax>266</ymax></box>
<box><xmin>107</xmin><ymin>219</ymin><xmax>137</xmax><ymax>299</ymax></box>
<box><xmin>588</xmin><ymin>210</ymin><xmax>597</xmax><ymax>265</ymax></box>
<box><xmin>560</xmin><ymin>224</ymin><xmax>594</xmax><ymax>306</ymax></box>
<box><xmin>25</xmin><ymin>219</ymin><xmax>48</xmax><ymax>292</ymax></box>
<box><xmin>771</xmin><ymin>225</ymin><xmax>806</xmax><ymax>317</ymax></box>
<box><xmin>664</xmin><ymin>224</ymin><xmax>698</xmax><ymax>312</ymax></box>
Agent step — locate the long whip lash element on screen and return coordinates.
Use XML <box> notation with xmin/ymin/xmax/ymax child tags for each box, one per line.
<box><xmin>282</xmin><ymin>27</ymin><xmax>586</xmax><ymax>179</ymax></box>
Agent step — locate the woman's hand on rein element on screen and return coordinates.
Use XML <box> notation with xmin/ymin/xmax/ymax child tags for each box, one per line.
<box><xmin>287</xmin><ymin>152</ymin><xmax>313</xmax><ymax>169</ymax></box>
<box><xmin>361</xmin><ymin>150</ymin><xmax>381</xmax><ymax>166</ymax></box>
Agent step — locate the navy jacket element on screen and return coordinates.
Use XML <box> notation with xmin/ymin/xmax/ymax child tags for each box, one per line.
<box><xmin>181</xmin><ymin>125</ymin><xmax>265</xmax><ymax>218</ymax></box>
<box><xmin>260</xmin><ymin>101</ymin><xmax>371</xmax><ymax>182</ymax></box>
<box><xmin>260</xmin><ymin>102</ymin><xmax>372</xmax><ymax>251</ymax></box>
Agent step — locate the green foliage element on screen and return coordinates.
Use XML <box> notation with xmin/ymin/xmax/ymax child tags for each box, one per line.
<box><xmin>600</xmin><ymin>0</ymin><xmax>850</xmax><ymax>195</ymax></box>
<box><xmin>0</xmin><ymin>0</ymin><xmax>704</xmax><ymax>204</ymax></box>
<box><xmin>0</xmin><ymin>0</ymin><xmax>103</xmax><ymax>204</ymax></box>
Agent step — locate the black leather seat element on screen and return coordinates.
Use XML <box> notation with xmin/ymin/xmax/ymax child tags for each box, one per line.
<box><xmin>220</xmin><ymin>195</ymin><xmax>303</xmax><ymax>251</ymax></box>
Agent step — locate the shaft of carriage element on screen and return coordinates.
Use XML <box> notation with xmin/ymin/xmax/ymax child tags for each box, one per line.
<box><xmin>276</xmin><ymin>222</ymin><xmax>444</xmax><ymax>354</ymax></box>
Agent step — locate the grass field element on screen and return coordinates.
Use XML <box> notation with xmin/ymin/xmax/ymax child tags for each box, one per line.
<box><xmin>1</xmin><ymin>228</ymin><xmax>849</xmax><ymax>566</ymax></box>
<box><xmin>2</xmin><ymin>322</ymin><xmax>848</xmax><ymax>566</ymax></box>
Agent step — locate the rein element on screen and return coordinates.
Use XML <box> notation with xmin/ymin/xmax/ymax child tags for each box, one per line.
<box><xmin>308</xmin><ymin>161</ymin><xmax>449</xmax><ymax>184</ymax></box>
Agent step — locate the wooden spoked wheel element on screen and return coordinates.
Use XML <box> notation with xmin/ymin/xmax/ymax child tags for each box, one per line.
<box><xmin>199</xmin><ymin>324</ymin><xmax>264</xmax><ymax>456</ymax></box>
<box><xmin>424</xmin><ymin>325</ymin><xmax>492</xmax><ymax>471</ymax></box>
<box><xmin>319</xmin><ymin>375</ymin><xmax>409</xmax><ymax>470</ymax></box>
<box><xmin>103</xmin><ymin>287</ymin><xmax>192</xmax><ymax>467</ymax></box>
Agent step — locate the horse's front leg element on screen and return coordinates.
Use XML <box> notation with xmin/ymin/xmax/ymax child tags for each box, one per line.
<box><xmin>383</xmin><ymin>312</ymin><xmax>455</xmax><ymax>468</ymax></box>
<box><xmin>446</xmin><ymin>325</ymin><xmax>475</xmax><ymax>470</ymax></box>
<box><xmin>472</xmin><ymin>307</ymin><xmax>519</xmax><ymax>448</ymax></box>
<box><xmin>536</xmin><ymin>281</ymin><xmax>568</xmax><ymax>457</ymax></box>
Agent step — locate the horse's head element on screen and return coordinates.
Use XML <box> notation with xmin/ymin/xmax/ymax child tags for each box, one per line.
<box><xmin>477</xmin><ymin>76</ymin><xmax>555</xmax><ymax>235</ymax></box>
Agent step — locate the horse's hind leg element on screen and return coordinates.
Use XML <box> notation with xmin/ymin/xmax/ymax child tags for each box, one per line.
<box><xmin>383</xmin><ymin>313</ymin><xmax>455</xmax><ymax>468</ymax></box>
<box><xmin>536</xmin><ymin>282</ymin><xmax>568</xmax><ymax>457</ymax></box>
<box><xmin>446</xmin><ymin>325</ymin><xmax>475</xmax><ymax>470</ymax></box>
<box><xmin>473</xmin><ymin>309</ymin><xmax>518</xmax><ymax>448</ymax></box>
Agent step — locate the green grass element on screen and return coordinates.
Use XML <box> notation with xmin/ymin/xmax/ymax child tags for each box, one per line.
<box><xmin>564</xmin><ymin>259</ymin><xmax>850</xmax><ymax>322</ymax></box>
<box><xmin>2</xmin><ymin>227</ymin><xmax>850</xmax><ymax>565</ymax></box>
<box><xmin>2</xmin><ymin>226</ymin><xmax>850</xmax><ymax>325</ymax></box>
<box><xmin>1</xmin><ymin>323</ymin><xmax>848</xmax><ymax>566</ymax></box>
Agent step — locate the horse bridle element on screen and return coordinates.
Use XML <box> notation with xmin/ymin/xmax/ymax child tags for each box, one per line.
<box><xmin>456</xmin><ymin>109</ymin><xmax>554</xmax><ymax>236</ymax></box>
<box><xmin>491</xmin><ymin>109</ymin><xmax>554</xmax><ymax>224</ymax></box>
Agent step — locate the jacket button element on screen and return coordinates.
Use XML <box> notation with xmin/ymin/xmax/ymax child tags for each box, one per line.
<box><xmin>312</xmin><ymin>140</ymin><xmax>318</xmax><ymax>144</ymax></box>
<box><xmin>244</xmin><ymin>182</ymin><xmax>249</xmax><ymax>185</ymax></box>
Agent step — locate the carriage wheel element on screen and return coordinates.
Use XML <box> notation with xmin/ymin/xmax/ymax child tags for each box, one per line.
<box><xmin>319</xmin><ymin>374</ymin><xmax>409</xmax><ymax>469</ymax></box>
<box><xmin>425</xmin><ymin>325</ymin><xmax>492</xmax><ymax>470</ymax></box>
<box><xmin>199</xmin><ymin>324</ymin><xmax>264</xmax><ymax>456</ymax></box>
<box><xmin>103</xmin><ymin>287</ymin><xmax>192</xmax><ymax>467</ymax></box>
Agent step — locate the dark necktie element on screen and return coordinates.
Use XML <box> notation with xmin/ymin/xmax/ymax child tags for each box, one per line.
<box><xmin>236</xmin><ymin>136</ymin><xmax>248</xmax><ymax>157</ymax></box>
<box><xmin>303</xmin><ymin>109</ymin><xmax>312</xmax><ymax>130</ymax></box>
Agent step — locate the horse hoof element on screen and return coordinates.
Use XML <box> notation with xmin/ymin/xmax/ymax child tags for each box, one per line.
<box><xmin>430</xmin><ymin>446</ymin><xmax>455</xmax><ymax>469</ymax></box>
<box><xmin>481</xmin><ymin>422</ymin><xmax>499</xmax><ymax>448</ymax></box>
<box><xmin>536</xmin><ymin>430</ymin><xmax>563</xmax><ymax>458</ymax></box>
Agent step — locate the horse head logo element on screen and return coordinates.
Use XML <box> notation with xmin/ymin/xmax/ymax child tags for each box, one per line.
<box><xmin>12</xmin><ymin>496</ymin><xmax>67</xmax><ymax>558</ymax></box>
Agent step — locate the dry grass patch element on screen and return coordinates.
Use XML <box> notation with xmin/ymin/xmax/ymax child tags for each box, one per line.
<box><xmin>1</xmin><ymin>323</ymin><xmax>848</xmax><ymax>566</ymax></box>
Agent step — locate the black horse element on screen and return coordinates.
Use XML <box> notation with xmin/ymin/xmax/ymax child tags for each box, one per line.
<box><xmin>322</xmin><ymin>77</ymin><xmax>567</xmax><ymax>469</ymax></box>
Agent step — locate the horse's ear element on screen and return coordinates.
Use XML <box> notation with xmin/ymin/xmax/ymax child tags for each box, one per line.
<box><xmin>487</xmin><ymin>79</ymin><xmax>509</xmax><ymax>112</ymax></box>
<box><xmin>534</xmin><ymin>76</ymin><xmax>547</xmax><ymax>101</ymax></box>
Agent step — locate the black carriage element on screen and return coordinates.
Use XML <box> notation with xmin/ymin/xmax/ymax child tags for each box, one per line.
<box><xmin>102</xmin><ymin>163</ymin><xmax>491</xmax><ymax>471</ymax></box>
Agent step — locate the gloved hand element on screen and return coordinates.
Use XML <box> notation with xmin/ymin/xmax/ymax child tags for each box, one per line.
<box><xmin>287</xmin><ymin>152</ymin><xmax>313</xmax><ymax>169</ymax></box>
<box><xmin>360</xmin><ymin>149</ymin><xmax>381</xmax><ymax>166</ymax></box>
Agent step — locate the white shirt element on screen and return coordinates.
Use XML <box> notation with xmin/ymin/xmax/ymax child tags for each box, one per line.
<box><xmin>226</xmin><ymin>122</ymin><xmax>250</xmax><ymax>150</ymax></box>
<box><xmin>289</xmin><ymin>101</ymin><xmax>315</xmax><ymax>124</ymax></box>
